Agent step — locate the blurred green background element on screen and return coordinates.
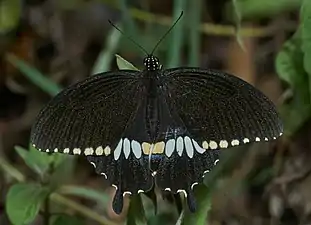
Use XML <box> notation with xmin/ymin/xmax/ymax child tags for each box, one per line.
<box><xmin>1</xmin><ymin>0</ymin><xmax>311</xmax><ymax>224</ymax></box>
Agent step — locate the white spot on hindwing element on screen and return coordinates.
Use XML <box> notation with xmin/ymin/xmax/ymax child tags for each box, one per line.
<box><xmin>123</xmin><ymin>138</ymin><xmax>131</xmax><ymax>159</ymax></box>
<box><xmin>192</xmin><ymin>139</ymin><xmax>205</xmax><ymax>153</ymax></box>
<box><xmin>131</xmin><ymin>140</ymin><xmax>142</xmax><ymax>159</ymax></box>
<box><xmin>63</xmin><ymin>148</ymin><xmax>70</xmax><ymax>154</ymax></box>
<box><xmin>176</xmin><ymin>137</ymin><xmax>184</xmax><ymax>156</ymax></box>
<box><xmin>114</xmin><ymin>139</ymin><xmax>123</xmax><ymax>160</ymax></box>
<box><xmin>165</xmin><ymin>139</ymin><xmax>175</xmax><ymax>157</ymax></box>
<box><xmin>184</xmin><ymin>136</ymin><xmax>194</xmax><ymax>158</ymax></box>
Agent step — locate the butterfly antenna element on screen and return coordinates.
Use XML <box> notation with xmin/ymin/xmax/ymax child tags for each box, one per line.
<box><xmin>150</xmin><ymin>11</ymin><xmax>184</xmax><ymax>55</ymax></box>
<box><xmin>108</xmin><ymin>20</ymin><xmax>149</xmax><ymax>55</ymax></box>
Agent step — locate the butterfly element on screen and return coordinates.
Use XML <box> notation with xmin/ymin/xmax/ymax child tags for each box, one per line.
<box><xmin>30</xmin><ymin>14</ymin><xmax>283</xmax><ymax>214</ymax></box>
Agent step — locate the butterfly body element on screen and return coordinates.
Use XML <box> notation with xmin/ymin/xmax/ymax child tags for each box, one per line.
<box><xmin>30</xmin><ymin>54</ymin><xmax>283</xmax><ymax>214</ymax></box>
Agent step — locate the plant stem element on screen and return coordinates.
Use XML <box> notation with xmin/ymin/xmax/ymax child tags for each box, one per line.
<box><xmin>44</xmin><ymin>194</ymin><xmax>50</xmax><ymax>225</ymax></box>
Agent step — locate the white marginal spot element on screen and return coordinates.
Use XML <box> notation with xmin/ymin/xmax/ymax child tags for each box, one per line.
<box><xmin>231</xmin><ymin>139</ymin><xmax>239</xmax><ymax>146</ymax></box>
<box><xmin>176</xmin><ymin>136</ymin><xmax>184</xmax><ymax>156</ymax></box>
<box><xmin>114</xmin><ymin>139</ymin><xmax>123</xmax><ymax>160</ymax></box>
<box><xmin>152</xmin><ymin>171</ymin><xmax>157</xmax><ymax>177</ymax></box>
<box><xmin>243</xmin><ymin>138</ymin><xmax>250</xmax><ymax>143</ymax></box>
<box><xmin>165</xmin><ymin>139</ymin><xmax>175</xmax><ymax>157</ymax></box>
<box><xmin>138</xmin><ymin>190</ymin><xmax>144</xmax><ymax>193</ymax></box>
<box><xmin>264</xmin><ymin>137</ymin><xmax>268</xmax><ymax>141</ymax></box>
<box><xmin>123</xmin><ymin>138</ymin><xmax>131</xmax><ymax>159</ymax></box>
<box><xmin>54</xmin><ymin>148</ymin><xmax>58</xmax><ymax>153</ymax></box>
<box><xmin>192</xmin><ymin>139</ymin><xmax>205</xmax><ymax>154</ymax></box>
<box><xmin>104</xmin><ymin>146</ymin><xmax>111</xmax><ymax>156</ymax></box>
<box><xmin>90</xmin><ymin>162</ymin><xmax>96</xmax><ymax>168</ymax></box>
<box><xmin>255</xmin><ymin>137</ymin><xmax>260</xmax><ymax>142</ymax></box>
<box><xmin>273</xmin><ymin>137</ymin><xmax>276</xmax><ymax>140</ymax></box>
<box><xmin>63</xmin><ymin>148</ymin><xmax>70</xmax><ymax>154</ymax></box>
<box><xmin>209</xmin><ymin>141</ymin><xmax>218</xmax><ymax>150</ymax></box>
<box><xmin>191</xmin><ymin>182</ymin><xmax>199</xmax><ymax>190</ymax></box>
<box><xmin>214</xmin><ymin>159</ymin><xmax>219</xmax><ymax>165</ymax></box>
<box><xmin>131</xmin><ymin>140</ymin><xmax>142</xmax><ymax>159</ymax></box>
<box><xmin>123</xmin><ymin>191</ymin><xmax>132</xmax><ymax>197</ymax></box>
<box><xmin>202</xmin><ymin>141</ymin><xmax>209</xmax><ymax>149</ymax></box>
<box><xmin>38</xmin><ymin>149</ymin><xmax>42</xmax><ymax>151</ymax></box>
<box><xmin>177</xmin><ymin>190</ymin><xmax>187</xmax><ymax>198</ymax></box>
<box><xmin>84</xmin><ymin>147</ymin><xmax>94</xmax><ymax>155</ymax></box>
<box><xmin>95</xmin><ymin>146</ymin><xmax>104</xmax><ymax>155</ymax></box>
<box><xmin>32</xmin><ymin>144</ymin><xmax>36</xmax><ymax>147</ymax></box>
<box><xmin>202</xmin><ymin>170</ymin><xmax>210</xmax><ymax>177</ymax></box>
<box><xmin>164</xmin><ymin>188</ymin><xmax>171</xmax><ymax>191</ymax></box>
<box><xmin>73</xmin><ymin>148</ymin><xmax>81</xmax><ymax>155</ymax></box>
<box><xmin>112</xmin><ymin>184</ymin><xmax>118</xmax><ymax>190</ymax></box>
<box><xmin>100</xmin><ymin>173</ymin><xmax>107</xmax><ymax>179</ymax></box>
<box><xmin>184</xmin><ymin>136</ymin><xmax>194</xmax><ymax>158</ymax></box>
<box><xmin>46</xmin><ymin>149</ymin><xmax>50</xmax><ymax>153</ymax></box>
<box><xmin>219</xmin><ymin>140</ymin><xmax>229</xmax><ymax>148</ymax></box>
<box><xmin>280</xmin><ymin>132</ymin><xmax>283</xmax><ymax>136</ymax></box>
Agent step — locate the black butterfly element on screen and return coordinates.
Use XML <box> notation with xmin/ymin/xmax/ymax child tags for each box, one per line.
<box><xmin>30</xmin><ymin>15</ymin><xmax>283</xmax><ymax>214</ymax></box>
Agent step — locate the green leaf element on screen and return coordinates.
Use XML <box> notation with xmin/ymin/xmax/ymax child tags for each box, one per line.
<box><xmin>51</xmin><ymin>214</ymin><xmax>85</xmax><ymax>225</ymax></box>
<box><xmin>0</xmin><ymin>0</ymin><xmax>21</xmax><ymax>34</ymax></box>
<box><xmin>116</xmin><ymin>54</ymin><xmax>140</xmax><ymax>71</ymax></box>
<box><xmin>275</xmin><ymin>29</ymin><xmax>311</xmax><ymax>135</ymax></box>
<box><xmin>49</xmin><ymin>156</ymin><xmax>75</xmax><ymax>188</ymax></box>
<box><xmin>57</xmin><ymin>185</ymin><xmax>108</xmax><ymax>205</ymax></box>
<box><xmin>15</xmin><ymin>145</ymin><xmax>51</xmax><ymax>176</ymax></box>
<box><xmin>301</xmin><ymin>0</ymin><xmax>311</xmax><ymax>94</ymax></box>
<box><xmin>127</xmin><ymin>195</ymin><xmax>147</xmax><ymax>225</ymax></box>
<box><xmin>6</xmin><ymin>54</ymin><xmax>62</xmax><ymax>97</ymax></box>
<box><xmin>6</xmin><ymin>183</ymin><xmax>50</xmax><ymax>225</ymax></box>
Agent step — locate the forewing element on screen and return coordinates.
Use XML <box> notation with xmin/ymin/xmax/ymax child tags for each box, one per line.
<box><xmin>30</xmin><ymin>71</ymin><xmax>142</xmax><ymax>153</ymax></box>
<box><xmin>162</xmin><ymin>67</ymin><xmax>283</xmax><ymax>146</ymax></box>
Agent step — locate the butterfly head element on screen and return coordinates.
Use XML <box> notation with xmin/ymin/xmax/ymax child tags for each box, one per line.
<box><xmin>143</xmin><ymin>55</ymin><xmax>161</xmax><ymax>71</ymax></box>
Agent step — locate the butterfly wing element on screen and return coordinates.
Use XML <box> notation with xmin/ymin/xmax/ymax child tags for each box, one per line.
<box><xmin>30</xmin><ymin>71</ymin><xmax>153</xmax><ymax>214</ymax></box>
<box><xmin>155</xmin><ymin>67</ymin><xmax>283</xmax><ymax>211</ymax></box>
